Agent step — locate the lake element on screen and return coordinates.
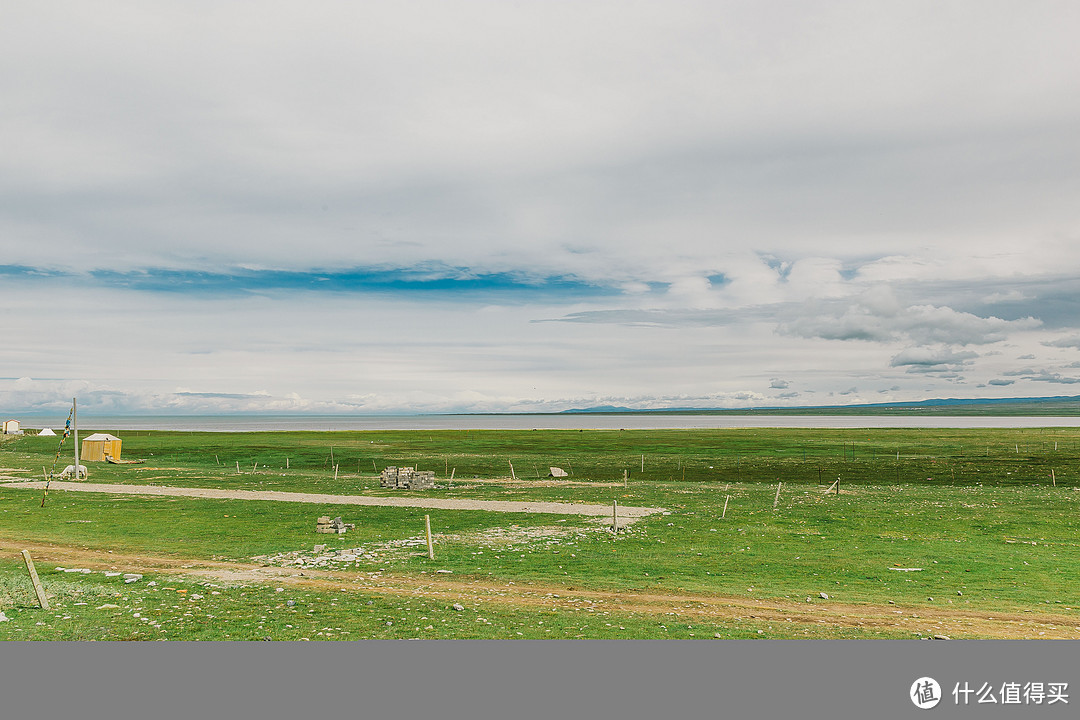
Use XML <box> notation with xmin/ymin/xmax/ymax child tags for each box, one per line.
<box><xmin>19</xmin><ymin>414</ymin><xmax>1080</xmax><ymax>432</ymax></box>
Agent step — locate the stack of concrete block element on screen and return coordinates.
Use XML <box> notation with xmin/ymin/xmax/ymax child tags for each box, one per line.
<box><xmin>379</xmin><ymin>466</ymin><xmax>436</xmax><ymax>490</ymax></box>
<box><xmin>315</xmin><ymin>516</ymin><xmax>354</xmax><ymax>534</ymax></box>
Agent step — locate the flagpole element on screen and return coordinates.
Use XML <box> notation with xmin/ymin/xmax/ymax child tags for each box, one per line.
<box><xmin>73</xmin><ymin>397</ymin><xmax>79</xmax><ymax>479</ymax></box>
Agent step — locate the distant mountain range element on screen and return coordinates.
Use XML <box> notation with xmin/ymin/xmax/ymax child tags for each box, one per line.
<box><xmin>561</xmin><ymin>395</ymin><xmax>1080</xmax><ymax>416</ymax></box>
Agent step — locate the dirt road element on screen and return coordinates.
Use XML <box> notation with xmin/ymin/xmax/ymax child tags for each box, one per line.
<box><xmin>2</xmin><ymin>480</ymin><xmax>664</xmax><ymax>519</ymax></box>
<box><xmin>3</xmin><ymin>538</ymin><xmax>1076</xmax><ymax>639</ymax></box>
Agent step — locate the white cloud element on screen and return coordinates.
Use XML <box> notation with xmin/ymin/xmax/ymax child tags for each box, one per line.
<box><xmin>780</xmin><ymin>288</ymin><xmax>1040</xmax><ymax>346</ymax></box>
<box><xmin>890</xmin><ymin>348</ymin><xmax>979</xmax><ymax>370</ymax></box>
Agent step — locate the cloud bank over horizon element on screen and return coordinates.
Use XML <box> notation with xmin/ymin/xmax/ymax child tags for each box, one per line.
<box><xmin>3</xmin><ymin>2</ymin><xmax>1080</xmax><ymax>415</ymax></box>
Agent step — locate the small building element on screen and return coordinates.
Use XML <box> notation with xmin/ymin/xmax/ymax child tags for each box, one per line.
<box><xmin>2</xmin><ymin>419</ymin><xmax>21</xmax><ymax>435</ymax></box>
<box><xmin>81</xmin><ymin>433</ymin><xmax>122</xmax><ymax>462</ymax></box>
<box><xmin>38</xmin><ymin>428</ymin><xmax>57</xmax><ymax>436</ymax></box>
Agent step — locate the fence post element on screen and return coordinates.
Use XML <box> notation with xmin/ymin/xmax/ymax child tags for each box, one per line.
<box><xmin>425</xmin><ymin>515</ymin><xmax>434</xmax><ymax>559</ymax></box>
<box><xmin>21</xmin><ymin>550</ymin><xmax>49</xmax><ymax>610</ymax></box>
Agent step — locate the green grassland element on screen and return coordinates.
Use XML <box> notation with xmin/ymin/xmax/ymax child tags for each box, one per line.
<box><xmin>2</xmin><ymin>427</ymin><xmax>1079</xmax><ymax>639</ymax></box>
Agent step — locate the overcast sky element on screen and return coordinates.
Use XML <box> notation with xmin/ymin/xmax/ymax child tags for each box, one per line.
<box><xmin>3</xmin><ymin>1</ymin><xmax>1080</xmax><ymax>415</ymax></box>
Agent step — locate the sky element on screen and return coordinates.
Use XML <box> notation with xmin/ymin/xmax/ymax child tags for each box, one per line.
<box><xmin>3</xmin><ymin>1</ymin><xmax>1080</xmax><ymax>415</ymax></box>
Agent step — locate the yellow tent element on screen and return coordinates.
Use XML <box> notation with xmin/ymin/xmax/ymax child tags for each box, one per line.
<box><xmin>81</xmin><ymin>433</ymin><xmax>122</xmax><ymax>462</ymax></box>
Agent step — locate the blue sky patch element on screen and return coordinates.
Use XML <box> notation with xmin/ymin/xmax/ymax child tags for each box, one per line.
<box><xmin>74</xmin><ymin>265</ymin><xmax>621</xmax><ymax>302</ymax></box>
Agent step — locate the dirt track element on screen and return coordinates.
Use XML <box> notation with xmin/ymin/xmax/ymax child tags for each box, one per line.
<box><xmin>4</xmin><ymin>537</ymin><xmax>1077</xmax><ymax>639</ymax></box>
<box><xmin>1</xmin><ymin>480</ymin><xmax>663</xmax><ymax>520</ymax></box>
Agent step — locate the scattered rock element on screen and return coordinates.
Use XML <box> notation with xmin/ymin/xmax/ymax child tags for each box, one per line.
<box><xmin>436</xmin><ymin>569</ymin><xmax>453</xmax><ymax>574</ymax></box>
<box><xmin>933</xmin><ymin>635</ymin><xmax>951</xmax><ymax>640</ymax></box>
<box><xmin>805</xmin><ymin>597</ymin><xmax>812</xmax><ymax>603</ymax></box>
<box><xmin>366</xmin><ymin>600</ymin><xmax>373</xmax><ymax>606</ymax></box>
<box><xmin>275</xmin><ymin>587</ymin><xmax>284</xmax><ymax>592</ymax></box>
<box><xmin>147</xmin><ymin>581</ymin><xmax>157</xmax><ymax>586</ymax></box>
<box><xmin>819</xmin><ymin>592</ymin><xmax>829</xmax><ymax>600</ymax></box>
<box><xmin>123</xmin><ymin>574</ymin><xmax>143</xmax><ymax>581</ymax></box>
<box><xmin>0</xmin><ymin>611</ymin><xmax>8</xmax><ymax>622</ymax></box>
<box><xmin>957</xmin><ymin>591</ymin><xmax>963</xmax><ymax>596</ymax></box>
<box><xmin>104</xmin><ymin>572</ymin><xmax>122</xmax><ymax>577</ymax></box>
<box><xmin>452</xmin><ymin>604</ymin><xmax>465</xmax><ymax>611</ymax></box>
<box><xmin>385</xmin><ymin>621</ymin><xmax>393</xmax><ymax>626</ymax></box>
<box><xmin>927</xmin><ymin>597</ymin><xmax>933</xmax><ymax>601</ymax></box>
<box><xmin>96</xmin><ymin>604</ymin><xmax>120</xmax><ymax>610</ymax></box>
<box><xmin>714</xmin><ymin>633</ymin><xmax>722</xmax><ymax>638</ymax></box>
<box><xmin>286</xmin><ymin>600</ymin><xmax>296</xmax><ymax>607</ymax></box>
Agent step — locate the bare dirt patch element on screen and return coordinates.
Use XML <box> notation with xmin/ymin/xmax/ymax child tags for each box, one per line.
<box><xmin>253</xmin><ymin>523</ymin><xmax>613</xmax><ymax>572</ymax></box>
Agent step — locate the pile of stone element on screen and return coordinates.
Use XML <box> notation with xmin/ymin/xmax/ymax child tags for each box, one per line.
<box><xmin>379</xmin><ymin>466</ymin><xmax>435</xmax><ymax>490</ymax></box>
<box><xmin>316</xmin><ymin>516</ymin><xmax>355</xmax><ymax>534</ymax></box>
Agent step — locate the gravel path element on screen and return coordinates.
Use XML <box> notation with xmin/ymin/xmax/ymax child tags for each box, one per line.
<box><xmin>3</xmin><ymin>480</ymin><xmax>665</xmax><ymax>519</ymax></box>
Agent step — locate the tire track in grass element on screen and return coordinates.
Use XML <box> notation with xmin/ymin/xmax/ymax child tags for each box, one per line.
<box><xmin>1</xmin><ymin>537</ymin><xmax>1076</xmax><ymax>639</ymax></box>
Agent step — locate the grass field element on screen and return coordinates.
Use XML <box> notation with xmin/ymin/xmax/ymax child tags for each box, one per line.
<box><xmin>2</xmin><ymin>426</ymin><xmax>1079</xmax><ymax>639</ymax></box>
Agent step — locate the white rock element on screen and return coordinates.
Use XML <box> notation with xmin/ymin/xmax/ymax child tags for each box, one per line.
<box><xmin>123</xmin><ymin>574</ymin><xmax>143</xmax><ymax>581</ymax></box>
<box><xmin>0</xmin><ymin>611</ymin><xmax>9</xmax><ymax>622</ymax></box>
<box><xmin>436</xmin><ymin>569</ymin><xmax>453</xmax><ymax>574</ymax></box>
<box><xmin>104</xmin><ymin>572</ymin><xmax>122</xmax><ymax>577</ymax></box>
<box><xmin>819</xmin><ymin>592</ymin><xmax>829</xmax><ymax>599</ymax></box>
<box><xmin>452</xmin><ymin>604</ymin><xmax>465</xmax><ymax>611</ymax></box>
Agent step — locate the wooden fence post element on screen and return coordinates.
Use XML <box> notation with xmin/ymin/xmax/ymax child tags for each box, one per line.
<box><xmin>21</xmin><ymin>550</ymin><xmax>49</xmax><ymax>610</ymax></box>
<box><xmin>425</xmin><ymin>515</ymin><xmax>434</xmax><ymax>559</ymax></box>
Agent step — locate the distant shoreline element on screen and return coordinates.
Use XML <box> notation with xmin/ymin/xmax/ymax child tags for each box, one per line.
<box><xmin>10</xmin><ymin>414</ymin><xmax>1080</xmax><ymax>432</ymax></box>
